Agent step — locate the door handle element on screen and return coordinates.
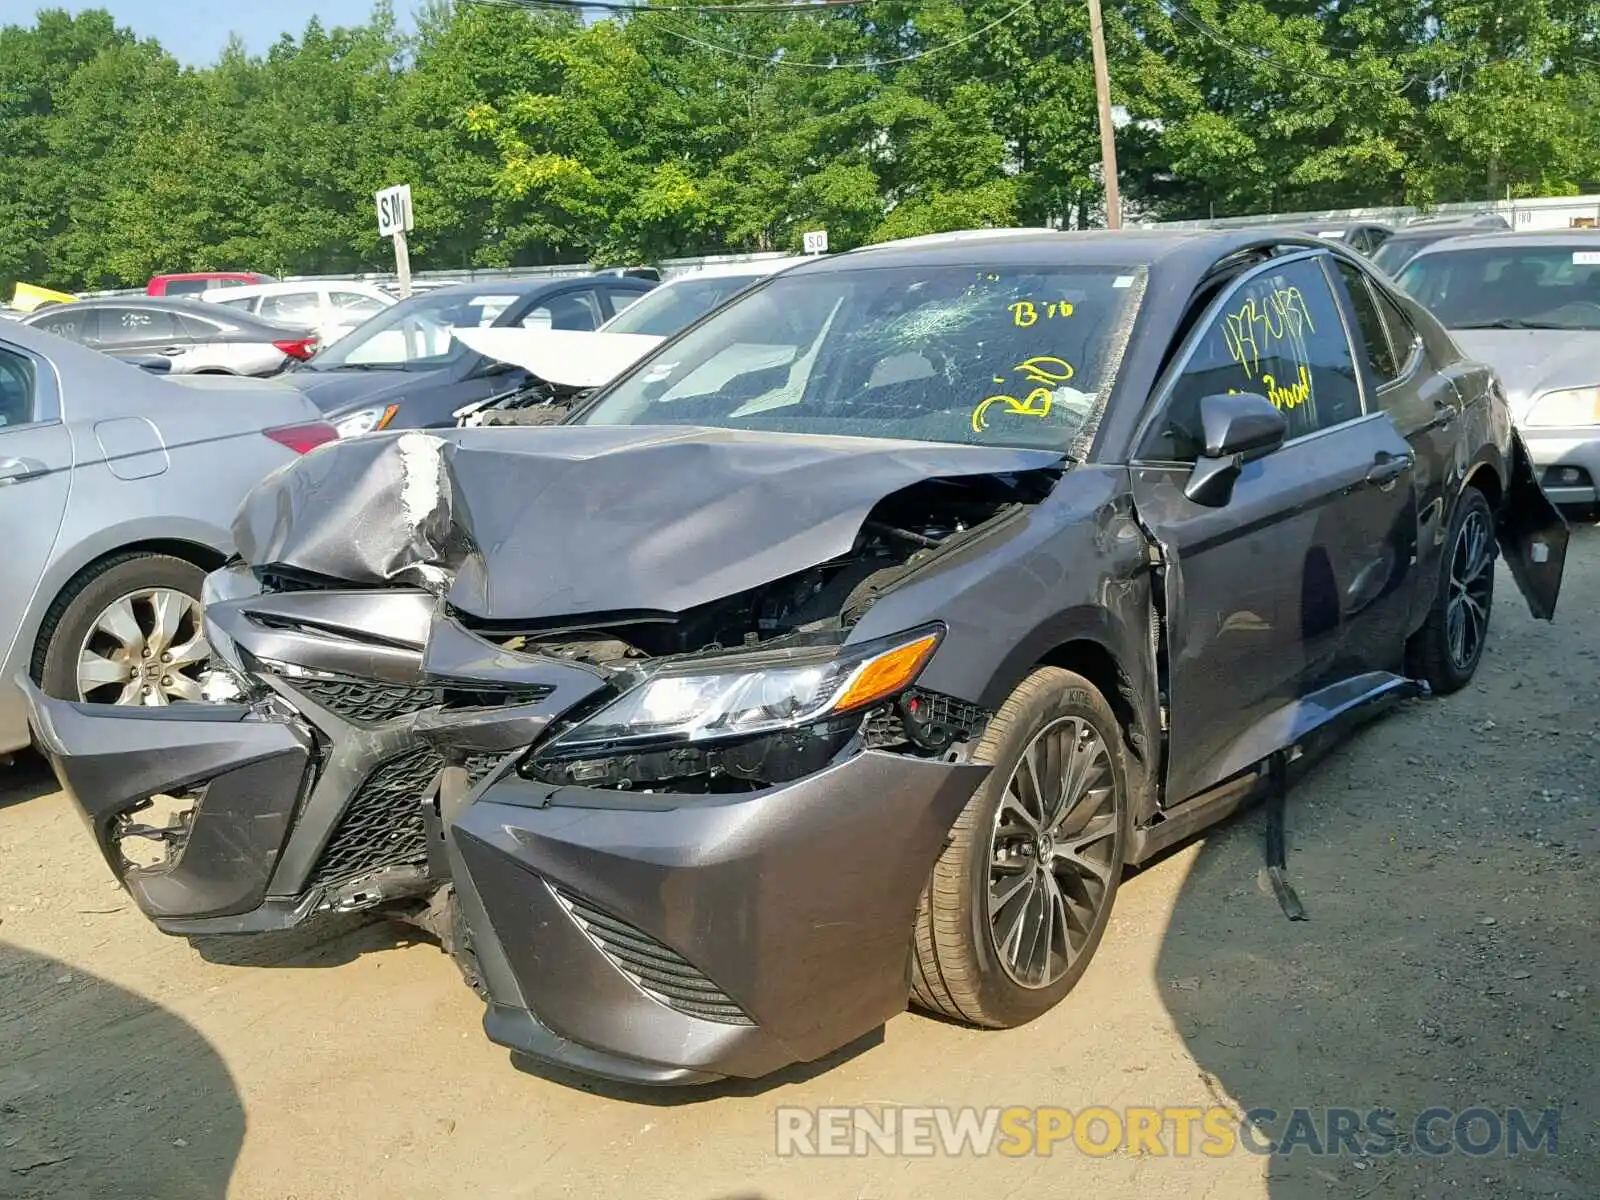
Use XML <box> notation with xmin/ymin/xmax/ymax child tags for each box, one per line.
<box><xmin>0</xmin><ymin>457</ymin><xmax>47</xmax><ymax>485</ymax></box>
<box><xmin>1366</xmin><ymin>453</ymin><xmax>1414</xmax><ymax>487</ymax></box>
<box><xmin>159</xmin><ymin>346</ymin><xmax>186</xmax><ymax>357</ymax></box>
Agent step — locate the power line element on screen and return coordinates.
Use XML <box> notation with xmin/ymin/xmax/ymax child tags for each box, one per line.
<box><xmin>643</xmin><ymin>0</ymin><xmax>1034</xmax><ymax>69</ymax></box>
<box><xmin>470</xmin><ymin>0</ymin><xmax>882</xmax><ymax>16</ymax></box>
<box><xmin>1162</xmin><ymin>1</ymin><xmax>1418</xmax><ymax>91</ymax></box>
<box><xmin>474</xmin><ymin>0</ymin><xmax>1039</xmax><ymax>70</ymax></box>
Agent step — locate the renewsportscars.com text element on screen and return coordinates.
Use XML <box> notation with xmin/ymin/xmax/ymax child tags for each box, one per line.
<box><xmin>774</xmin><ymin>1105</ymin><xmax>1560</xmax><ymax>1158</ymax></box>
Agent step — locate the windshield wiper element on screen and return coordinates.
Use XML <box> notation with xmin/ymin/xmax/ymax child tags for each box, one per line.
<box><xmin>1453</xmin><ymin>318</ymin><xmax>1567</xmax><ymax>330</ymax></box>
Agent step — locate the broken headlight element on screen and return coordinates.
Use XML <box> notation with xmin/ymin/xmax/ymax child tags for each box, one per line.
<box><xmin>527</xmin><ymin>626</ymin><xmax>943</xmax><ymax>788</ymax></box>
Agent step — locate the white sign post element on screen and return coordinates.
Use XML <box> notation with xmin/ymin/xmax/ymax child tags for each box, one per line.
<box><xmin>376</xmin><ymin>184</ymin><xmax>415</xmax><ymax>298</ymax></box>
<box><xmin>802</xmin><ymin>229</ymin><xmax>828</xmax><ymax>255</ymax></box>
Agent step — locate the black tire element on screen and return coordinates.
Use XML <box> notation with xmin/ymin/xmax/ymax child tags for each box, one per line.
<box><xmin>911</xmin><ymin>667</ymin><xmax>1130</xmax><ymax>1028</ymax></box>
<box><xmin>1406</xmin><ymin>486</ymin><xmax>1495</xmax><ymax>695</ymax></box>
<box><xmin>35</xmin><ymin>553</ymin><xmax>208</xmax><ymax>703</ymax></box>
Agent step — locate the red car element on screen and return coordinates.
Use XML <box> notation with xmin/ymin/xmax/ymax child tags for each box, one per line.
<box><xmin>146</xmin><ymin>272</ymin><xmax>276</xmax><ymax>298</ymax></box>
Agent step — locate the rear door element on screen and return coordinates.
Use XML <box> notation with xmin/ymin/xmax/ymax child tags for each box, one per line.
<box><xmin>96</xmin><ymin>306</ymin><xmax>190</xmax><ymax>358</ymax></box>
<box><xmin>1329</xmin><ymin>258</ymin><xmax>1464</xmax><ymax>633</ymax></box>
<box><xmin>0</xmin><ymin>337</ymin><xmax>74</xmax><ymax>669</ymax></box>
<box><xmin>1130</xmin><ymin>251</ymin><xmax>1421</xmax><ymax>804</ymax></box>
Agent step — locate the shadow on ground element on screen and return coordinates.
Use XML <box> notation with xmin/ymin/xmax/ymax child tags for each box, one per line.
<box><xmin>187</xmin><ymin>912</ymin><xmax>427</xmax><ymax>970</ymax></box>
<box><xmin>0</xmin><ymin>754</ymin><xmax>56</xmax><ymax>814</ymax></box>
<box><xmin>0</xmin><ymin>941</ymin><xmax>243</xmax><ymax>1200</ymax></box>
<box><xmin>1156</xmin><ymin>545</ymin><xmax>1598</xmax><ymax>1199</ymax></box>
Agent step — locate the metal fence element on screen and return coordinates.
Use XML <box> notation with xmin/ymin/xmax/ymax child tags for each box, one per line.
<box><xmin>70</xmin><ymin>194</ymin><xmax>1600</xmax><ymax>299</ymax></box>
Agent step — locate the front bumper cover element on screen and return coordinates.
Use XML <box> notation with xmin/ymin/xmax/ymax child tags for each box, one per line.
<box><xmin>23</xmin><ymin>568</ymin><xmax>989</xmax><ymax>1084</ymax></box>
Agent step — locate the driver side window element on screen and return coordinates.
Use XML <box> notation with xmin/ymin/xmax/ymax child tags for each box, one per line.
<box><xmin>1143</xmin><ymin>257</ymin><xmax>1363</xmax><ymax>462</ymax></box>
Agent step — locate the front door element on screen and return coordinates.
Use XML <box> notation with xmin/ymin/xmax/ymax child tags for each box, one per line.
<box><xmin>1130</xmin><ymin>252</ymin><xmax>1420</xmax><ymax>805</ymax></box>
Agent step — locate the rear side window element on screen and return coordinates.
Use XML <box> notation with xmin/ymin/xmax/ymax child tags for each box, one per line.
<box><xmin>330</xmin><ymin>290</ymin><xmax>386</xmax><ymax>318</ymax></box>
<box><xmin>97</xmin><ymin>307</ymin><xmax>182</xmax><ymax>346</ymax></box>
<box><xmin>1145</xmin><ymin>256</ymin><xmax>1363</xmax><ymax>462</ymax></box>
<box><xmin>30</xmin><ymin>308</ymin><xmax>94</xmax><ymax>343</ymax></box>
<box><xmin>0</xmin><ymin>346</ymin><xmax>37</xmax><ymax>427</ymax></box>
<box><xmin>260</xmin><ymin>291</ymin><xmax>322</xmax><ymax>325</ymax></box>
<box><xmin>520</xmin><ymin>289</ymin><xmax>604</xmax><ymax>331</ymax></box>
<box><xmin>1333</xmin><ymin>260</ymin><xmax>1398</xmax><ymax>383</ymax></box>
<box><xmin>162</xmin><ymin>279</ymin><xmax>212</xmax><ymax>297</ymax></box>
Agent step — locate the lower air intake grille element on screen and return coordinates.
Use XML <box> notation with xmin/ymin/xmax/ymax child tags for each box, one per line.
<box><xmin>555</xmin><ymin>889</ymin><xmax>755</xmax><ymax>1026</ymax></box>
<box><xmin>309</xmin><ymin>745</ymin><xmax>444</xmax><ymax>889</ymax></box>
<box><xmin>280</xmin><ymin>673</ymin><xmax>554</xmax><ymax>725</ymax></box>
<box><xmin>291</xmin><ymin>677</ymin><xmax>445</xmax><ymax>723</ymax></box>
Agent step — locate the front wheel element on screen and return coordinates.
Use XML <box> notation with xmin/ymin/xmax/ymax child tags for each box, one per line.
<box><xmin>35</xmin><ymin>554</ymin><xmax>211</xmax><ymax>706</ymax></box>
<box><xmin>1406</xmin><ymin>486</ymin><xmax>1495</xmax><ymax>694</ymax></box>
<box><xmin>911</xmin><ymin>667</ymin><xmax>1130</xmax><ymax>1028</ymax></box>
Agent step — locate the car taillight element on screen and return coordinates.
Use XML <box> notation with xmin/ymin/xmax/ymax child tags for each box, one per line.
<box><xmin>265</xmin><ymin>421</ymin><xmax>340</xmax><ymax>454</ymax></box>
<box><xmin>272</xmin><ymin>337</ymin><xmax>319</xmax><ymax>361</ymax></box>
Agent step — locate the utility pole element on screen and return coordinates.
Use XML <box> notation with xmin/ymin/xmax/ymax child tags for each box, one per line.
<box><xmin>1086</xmin><ymin>0</ymin><xmax>1122</xmax><ymax>229</ymax></box>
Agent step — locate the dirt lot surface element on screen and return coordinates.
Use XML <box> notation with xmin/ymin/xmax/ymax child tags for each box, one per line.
<box><xmin>3</xmin><ymin>530</ymin><xmax>1596</xmax><ymax>1200</ymax></box>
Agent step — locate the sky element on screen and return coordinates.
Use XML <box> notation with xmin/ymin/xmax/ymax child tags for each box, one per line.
<box><xmin>0</xmin><ymin>0</ymin><xmax>398</xmax><ymax>64</ymax></box>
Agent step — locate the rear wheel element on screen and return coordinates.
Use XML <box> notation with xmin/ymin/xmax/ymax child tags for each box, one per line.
<box><xmin>911</xmin><ymin>667</ymin><xmax>1129</xmax><ymax>1028</ymax></box>
<box><xmin>1406</xmin><ymin>487</ymin><xmax>1495</xmax><ymax>695</ymax></box>
<box><xmin>36</xmin><ymin>554</ymin><xmax>210</xmax><ymax>706</ymax></box>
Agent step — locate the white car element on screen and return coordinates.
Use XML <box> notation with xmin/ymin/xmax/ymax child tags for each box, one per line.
<box><xmin>202</xmin><ymin>281</ymin><xmax>395</xmax><ymax>347</ymax></box>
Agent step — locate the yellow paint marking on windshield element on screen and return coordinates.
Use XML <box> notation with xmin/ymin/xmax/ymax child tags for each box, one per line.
<box><xmin>972</xmin><ymin>387</ymin><xmax>1053</xmax><ymax>432</ymax></box>
<box><xmin>1014</xmin><ymin>356</ymin><xmax>1074</xmax><ymax>385</ymax></box>
<box><xmin>1008</xmin><ymin>300</ymin><xmax>1074</xmax><ymax>328</ymax></box>
<box><xmin>971</xmin><ymin>355</ymin><xmax>1077</xmax><ymax>432</ymax></box>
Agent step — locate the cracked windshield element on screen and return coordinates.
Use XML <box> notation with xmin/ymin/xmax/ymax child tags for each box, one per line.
<box><xmin>580</xmin><ymin>266</ymin><xmax>1144</xmax><ymax>448</ymax></box>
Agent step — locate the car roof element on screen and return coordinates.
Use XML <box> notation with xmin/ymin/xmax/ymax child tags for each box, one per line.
<box><xmin>663</xmin><ymin>257</ymin><xmax>813</xmax><ymax>282</ymax></box>
<box><xmin>778</xmin><ymin>226</ymin><xmax>1333</xmax><ymax>276</ymax></box>
<box><xmin>202</xmin><ymin>280</ymin><xmax>393</xmax><ymax>300</ymax></box>
<box><xmin>45</xmin><ymin>295</ymin><xmax>245</xmax><ymax>316</ymax></box>
<box><xmin>1404</xmin><ymin>228</ymin><xmax>1600</xmax><ymax>257</ymax></box>
<box><xmin>151</xmin><ymin>272</ymin><xmax>262</xmax><ymax>281</ymax></box>
<box><xmin>429</xmin><ymin>274</ymin><xmax>641</xmax><ymax>300</ymax></box>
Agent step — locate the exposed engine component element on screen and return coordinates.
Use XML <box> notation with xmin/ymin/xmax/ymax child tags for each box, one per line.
<box><xmin>475</xmin><ymin>471</ymin><xmax>1048</xmax><ymax>667</ymax></box>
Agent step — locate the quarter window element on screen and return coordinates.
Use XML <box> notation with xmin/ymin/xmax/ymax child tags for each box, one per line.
<box><xmin>1145</xmin><ymin>257</ymin><xmax>1364</xmax><ymax>462</ymax></box>
<box><xmin>1333</xmin><ymin>260</ymin><xmax>1398</xmax><ymax>383</ymax></box>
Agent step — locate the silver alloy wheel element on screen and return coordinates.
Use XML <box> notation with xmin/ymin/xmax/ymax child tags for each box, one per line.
<box><xmin>986</xmin><ymin>715</ymin><xmax>1120</xmax><ymax>989</ymax></box>
<box><xmin>1447</xmin><ymin>508</ymin><xmax>1494</xmax><ymax>670</ymax></box>
<box><xmin>76</xmin><ymin>588</ymin><xmax>209</xmax><ymax>706</ymax></box>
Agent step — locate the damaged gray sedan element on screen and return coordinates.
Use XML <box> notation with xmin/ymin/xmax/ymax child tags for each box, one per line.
<box><xmin>25</xmin><ymin>230</ymin><xmax>1569</xmax><ymax>1086</ymax></box>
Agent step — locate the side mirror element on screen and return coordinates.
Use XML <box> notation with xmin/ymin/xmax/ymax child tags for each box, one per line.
<box><xmin>1184</xmin><ymin>392</ymin><xmax>1287</xmax><ymax>507</ymax></box>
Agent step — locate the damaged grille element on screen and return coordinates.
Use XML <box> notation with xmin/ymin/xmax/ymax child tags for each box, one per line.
<box><xmin>274</xmin><ymin>671</ymin><xmax>553</xmax><ymax>725</ymax></box>
<box><xmin>309</xmin><ymin>745</ymin><xmax>444</xmax><ymax>890</ymax></box>
<box><xmin>555</xmin><ymin>889</ymin><xmax>755</xmax><ymax>1026</ymax></box>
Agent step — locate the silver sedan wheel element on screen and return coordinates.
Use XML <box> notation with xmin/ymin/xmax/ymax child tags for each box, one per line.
<box><xmin>76</xmin><ymin>588</ymin><xmax>209</xmax><ymax>705</ymax></box>
<box><xmin>987</xmin><ymin>715</ymin><xmax>1121</xmax><ymax>989</ymax></box>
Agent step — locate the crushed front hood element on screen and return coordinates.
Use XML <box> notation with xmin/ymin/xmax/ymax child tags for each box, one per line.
<box><xmin>233</xmin><ymin>424</ymin><xmax>1065</xmax><ymax>621</ymax></box>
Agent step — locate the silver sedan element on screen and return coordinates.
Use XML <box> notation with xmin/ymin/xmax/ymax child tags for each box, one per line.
<box><xmin>22</xmin><ymin>296</ymin><xmax>319</xmax><ymax>376</ymax></box>
<box><xmin>0</xmin><ymin>319</ymin><xmax>338</xmax><ymax>755</ymax></box>
<box><xmin>1397</xmin><ymin>230</ymin><xmax>1600</xmax><ymax>508</ymax></box>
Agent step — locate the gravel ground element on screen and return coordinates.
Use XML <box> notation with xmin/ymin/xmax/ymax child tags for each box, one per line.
<box><xmin>2</xmin><ymin>528</ymin><xmax>1595</xmax><ymax>1200</ymax></box>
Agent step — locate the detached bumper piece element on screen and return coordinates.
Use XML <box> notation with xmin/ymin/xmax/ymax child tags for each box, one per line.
<box><xmin>24</xmin><ymin>565</ymin><xmax>992</xmax><ymax>1083</ymax></box>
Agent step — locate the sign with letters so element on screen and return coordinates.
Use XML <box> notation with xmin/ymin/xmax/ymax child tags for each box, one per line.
<box><xmin>376</xmin><ymin>184</ymin><xmax>414</xmax><ymax>238</ymax></box>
